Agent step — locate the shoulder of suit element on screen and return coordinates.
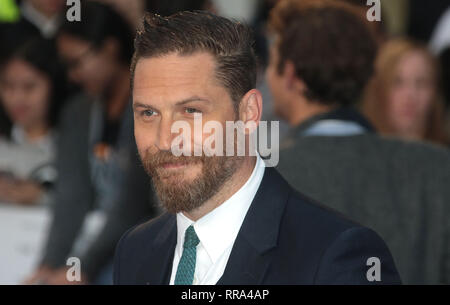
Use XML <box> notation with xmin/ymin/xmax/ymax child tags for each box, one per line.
<box><xmin>379</xmin><ymin>136</ymin><xmax>450</xmax><ymax>161</ymax></box>
<box><xmin>286</xmin><ymin>189</ymin><xmax>365</xmax><ymax>240</ymax></box>
<box><xmin>287</xmin><ymin>133</ymin><xmax>448</xmax><ymax>157</ymax></box>
<box><xmin>281</xmin><ymin>134</ymin><xmax>450</xmax><ymax>170</ymax></box>
<box><xmin>121</xmin><ymin>212</ymin><xmax>174</xmax><ymax>246</ymax></box>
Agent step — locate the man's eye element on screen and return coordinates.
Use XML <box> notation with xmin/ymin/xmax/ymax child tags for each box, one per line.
<box><xmin>185</xmin><ymin>107</ymin><xmax>201</xmax><ymax>114</ymax></box>
<box><xmin>141</xmin><ymin>110</ymin><xmax>155</xmax><ymax>117</ymax></box>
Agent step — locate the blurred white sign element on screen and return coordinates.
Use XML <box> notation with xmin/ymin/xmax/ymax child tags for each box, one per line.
<box><xmin>0</xmin><ymin>203</ymin><xmax>106</xmax><ymax>285</ymax></box>
<box><xmin>0</xmin><ymin>203</ymin><xmax>50</xmax><ymax>285</ymax></box>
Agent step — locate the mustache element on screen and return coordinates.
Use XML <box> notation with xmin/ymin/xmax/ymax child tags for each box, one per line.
<box><xmin>143</xmin><ymin>150</ymin><xmax>206</xmax><ymax>168</ymax></box>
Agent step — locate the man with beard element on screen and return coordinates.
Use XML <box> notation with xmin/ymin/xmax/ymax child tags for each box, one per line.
<box><xmin>113</xmin><ymin>11</ymin><xmax>401</xmax><ymax>285</ymax></box>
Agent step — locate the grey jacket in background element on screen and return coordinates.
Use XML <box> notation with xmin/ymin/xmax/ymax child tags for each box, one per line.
<box><xmin>41</xmin><ymin>94</ymin><xmax>158</xmax><ymax>281</ymax></box>
<box><xmin>277</xmin><ymin>134</ymin><xmax>450</xmax><ymax>284</ymax></box>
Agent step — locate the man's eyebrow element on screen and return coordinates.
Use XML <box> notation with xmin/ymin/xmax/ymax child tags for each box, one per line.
<box><xmin>133</xmin><ymin>102</ymin><xmax>155</xmax><ymax>110</ymax></box>
<box><xmin>175</xmin><ymin>96</ymin><xmax>211</xmax><ymax>106</ymax></box>
<box><xmin>133</xmin><ymin>96</ymin><xmax>211</xmax><ymax>109</ymax></box>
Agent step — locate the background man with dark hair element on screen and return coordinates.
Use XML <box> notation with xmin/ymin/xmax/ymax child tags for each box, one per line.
<box><xmin>113</xmin><ymin>10</ymin><xmax>401</xmax><ymax>285</ymax></box>
<box><xmin>269</xmin><ymin>0</ymin><xmax>450</xmax><ymax>284</ymax></box>
<box><xmin>266</xmin><ymin>0</ymin><xmax>376</xmax><ymax>135</ymax></box>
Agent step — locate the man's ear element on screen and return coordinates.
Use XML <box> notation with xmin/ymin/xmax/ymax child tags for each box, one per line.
<box><xmin>239</xmin><ymin>89</ymin><xmax>263</xmax><ymax>135</ymax></box>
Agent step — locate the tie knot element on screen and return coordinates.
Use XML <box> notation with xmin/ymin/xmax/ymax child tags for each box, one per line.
<box><xmin>183</xmin><ymin>225</ymin><xmax>200</xmax><ymax>248</ymax></box>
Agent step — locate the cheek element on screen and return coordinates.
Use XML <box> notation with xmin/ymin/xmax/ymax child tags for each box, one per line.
<box><xmin>0</xmin><ymin>97</ymin><xmax>15</xmax><ymax>117</ymax></box>
<box><xmin>0</xmin><ymin>88</ymin><xmax>14</xmax><ymax>108</ymax></box>
<box><xmin>78</xmin><ymin>58</ymin><xmax>111</xmax><ymax>90</ymax></box>
<box><xmin>192</xmin><ymin>120</ymin><xmax>206</xmax><ymax>149</ymax></box>
<box><xmin>416</xmin><ymin>88</ymin><xmax>434</xmax><ymax>111</ymax></box>
<box><xmin>194</xmin><ymin>115</ymin><xmax>232</xmax><ymax>153</ymax></box>
<box><xmin>387</xmin><ymin>91</ymin><xmax>400</xmax><ymax>109</ymax></box>
<box><xmin>387</xmin><ymin>88</ymin><xmax>406</xmax><ymax>111</ymax></box>
<box><xmin>266</xmin><ymin>68</ymin><xmax>284</xmax><ymax>104</ymax></box>
<box><xmin>82</xmin><ymin>63</ymin><xmax>104</xmax><ymax>84</ymax></box>
<box><xmin>265</xmin><ymin>66</ymin><xmax>277</xmax><ymax>91</ymax></box>
<box><xmin>31</xmin><ymin>83</ymin><xmax>51</xmax><ymax>111</ymax></box>
<box><xmin>134</xmin><ymin>125</ymin><xmax>149</xmax><ymax>153</ymax></box>
<box><xmin>17</xmin><ymin>82</ymin><xmax>51</xmax><ymax>121</ymax></box>
<box><xmin>134</xmin><ymin>122</ymin><xmax>158</xmax><ymax>154</ymax></box>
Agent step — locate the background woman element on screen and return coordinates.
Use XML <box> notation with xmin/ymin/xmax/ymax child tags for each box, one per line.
<box><xmin>363</xmin><ymin>38</ymin><xmax>449</xmax><ymax>146</ymax></box>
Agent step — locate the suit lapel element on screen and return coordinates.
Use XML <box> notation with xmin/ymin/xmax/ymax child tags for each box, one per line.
<box><xmin>135</xmin><ymin>168</ymin><xmax>292</xmax><ymax>285</ymax></box>
<box><xmin>136</xmin><ymin>214</ymin><xmax>177</xmax><ymax>285</ymax></box>
<box><xmin>217</xmin><ymin>168</ymin><xmax>292</xmax><ymax>284</ymax></box>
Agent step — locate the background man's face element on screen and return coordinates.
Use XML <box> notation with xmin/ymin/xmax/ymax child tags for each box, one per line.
<box><xmin>266</xmin><ymin>41</ymin><xmax>290</xmax><ymax>121</ymax></box>
<box><xmin>29</xmin><ymin>0</ymin><xmax>65</xmax><ymax>18</ymax></box>
<box><xmin>133</xmin><ymin>52</ymin><xmax>240</xmax><ymax>213</ymax></box>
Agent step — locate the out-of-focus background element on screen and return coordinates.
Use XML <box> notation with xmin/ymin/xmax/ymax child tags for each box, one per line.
<box><xmin>0</xmin><ymin>0</ymin><xmax>449</xmax><ymax>285</ymax></box>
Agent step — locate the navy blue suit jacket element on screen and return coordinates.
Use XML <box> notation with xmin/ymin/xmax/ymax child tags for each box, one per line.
<box><xmin>114</xmin><ymin>167</ymin><xmax>401</xmax><ymax>284</ymax></box>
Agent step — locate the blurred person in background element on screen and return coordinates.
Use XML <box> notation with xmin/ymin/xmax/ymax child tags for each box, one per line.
<box><xmin>92</xmin><ymin>0</ymin><xmax>213</xmax><ymax>29</ymax></box>
<box><xmin>338</xmin><ymin>0</ymin><xmax>387</xmax><ymax>46</ymax></box>
<box><xmin>0</xmin><ymin>0</ymin><xmax>65</xmax><ymax>38</ymax></box>
<box><xmin>0</xmin><ymin>37</ymin><xmax>65</xmax><ymax>206</ymax></box>
<box><xmin>266</xmin><ymin>0</ymin><xmax>376</xmax><ymax>136</ymax></box>
<box><xmin>24</xmin><ymin>2</ymin><xmax>157</xmax><ymax>285</ymax></box>
<box><xmin>0</xmin><ymin>0</ymin><xmax>65</xmax><ymax>70</ymax></box>
<box><xmin>363</xmin><ymin>39</ymin><xmax>449</xmax><ymax>146</ymax></box>
<box><xmin>269</xmin><ymin>0</ymin><xmax>450</xmax><ymax>284</ymax></box>
<box><xmin>18</xmin><ymin>0</ymin><xmax>65</xmax><ymax>38</ymax></box>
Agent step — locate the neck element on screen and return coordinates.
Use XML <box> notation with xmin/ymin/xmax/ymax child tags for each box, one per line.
<box><xmin>22</xmin><ymin>122</ymin><xmax>49</xmax><ymax>142</ymax></box>
<box><xmin>105</xmin><ymin>66</ymin><xmax>130</xmax><ymax>121</ymax></box>
<box><xmin>287</xmin><ymin>98</ymin><xmax>335</xmax><ymax>127</ymax></box>
<box><xmin>396</xmin><ymin>124</ymin><xmax>427</xmax><ymax>142</ymax></box>
<box><xmin>182</xmin><ymin>156</ymin><xmax>257</xmax><ymax>221</ymax></box>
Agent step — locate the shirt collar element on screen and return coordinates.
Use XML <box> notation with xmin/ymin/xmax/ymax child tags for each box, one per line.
<box><xmin>292</xmin><ymin>106</ymin><xmax>374</xmax><ymax>137</ymax></box>
<box><xmin>176</xmin><ymin>154</ymin><xmax>266</xmax><ymax>264</ymax></box>
<box><xmin>11</xmin><ymin>124</ymin><xmax>27</xmax><ymax>145</ymax></box>
<box><xmin>10</xmin><ymin>124</ymin><xmax>54</xmax><ymax>151</ymax></box>
<box><xmin>21</xmin><ymin>1</ymin><xmax>60</xmax><ymax>38</ymax></box>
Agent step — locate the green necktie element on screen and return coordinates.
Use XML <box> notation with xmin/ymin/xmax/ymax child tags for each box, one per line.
<box><xmin>174</xmin><ymin>225</ymin><xmax>200</xmax><ymax>285</ymax></box>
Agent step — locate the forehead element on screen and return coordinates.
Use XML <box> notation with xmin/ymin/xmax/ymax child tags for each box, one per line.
<box><xmin>397</xmin><ymin>51</ymin><xmax>432</xmax><ymax>75</ymax></box>
<box><xmin>133</xmin><ymin>52</ymin><xmax>222</xmax><ymax>102</ymax></box>
<box><xmin>2</xmin><ymin>59</ymin><xmax>43</xmax><ymax>81</ymax></box>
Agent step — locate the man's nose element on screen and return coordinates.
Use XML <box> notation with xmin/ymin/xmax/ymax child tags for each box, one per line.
<box><xmin>156</xmin><ymin>117</ymin><xmax>174</xmax><ymax>151</ymax></box>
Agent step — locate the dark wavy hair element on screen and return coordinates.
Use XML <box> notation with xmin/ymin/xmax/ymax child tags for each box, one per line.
<box><xmin>0</xmin><ymin>37</ymin><xmax>67</xmax><ymax>136</ymax></box>
<box><xmin>131</xmin><ymin>11</ymin><xmax>257</xmax><ymax>112</ymax></box>
<box><xmin>269</xmin><ymin>0</ymin><xmax>377</xmax><ymax>106</ymax></box>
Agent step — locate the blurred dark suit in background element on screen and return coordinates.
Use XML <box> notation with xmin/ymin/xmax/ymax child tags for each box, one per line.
<box><xmin>277</xmin><ymin>131</ymin><xmax>450</xmax><ymax>284</ymax></box>
<box><xmin>40</xmin><ymin>93</ymin><xmax>157</xmax><ymax>283</ymax></box>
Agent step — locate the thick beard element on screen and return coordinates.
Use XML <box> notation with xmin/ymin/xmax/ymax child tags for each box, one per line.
<box><xmin>142</xmin><ymin>150</ymin><xmax>242</xmax><ymax>214</ymax></box>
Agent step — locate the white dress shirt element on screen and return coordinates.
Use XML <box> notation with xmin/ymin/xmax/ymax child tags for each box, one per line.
<box><xmin>0</xmin><ymin>125</ymin><xmax>56</xmax><ymax>180</ymax></box>
<box><xmin>169</xmin><ymin>154</ymin><xmax>265</xmax><ymax>285</ymax></box>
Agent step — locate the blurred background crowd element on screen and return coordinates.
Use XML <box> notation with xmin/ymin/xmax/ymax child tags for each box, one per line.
<box><xmin>0</xmin><ymin>0</ymin><xmax>449</xmax><ymax>285</ymax></box>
